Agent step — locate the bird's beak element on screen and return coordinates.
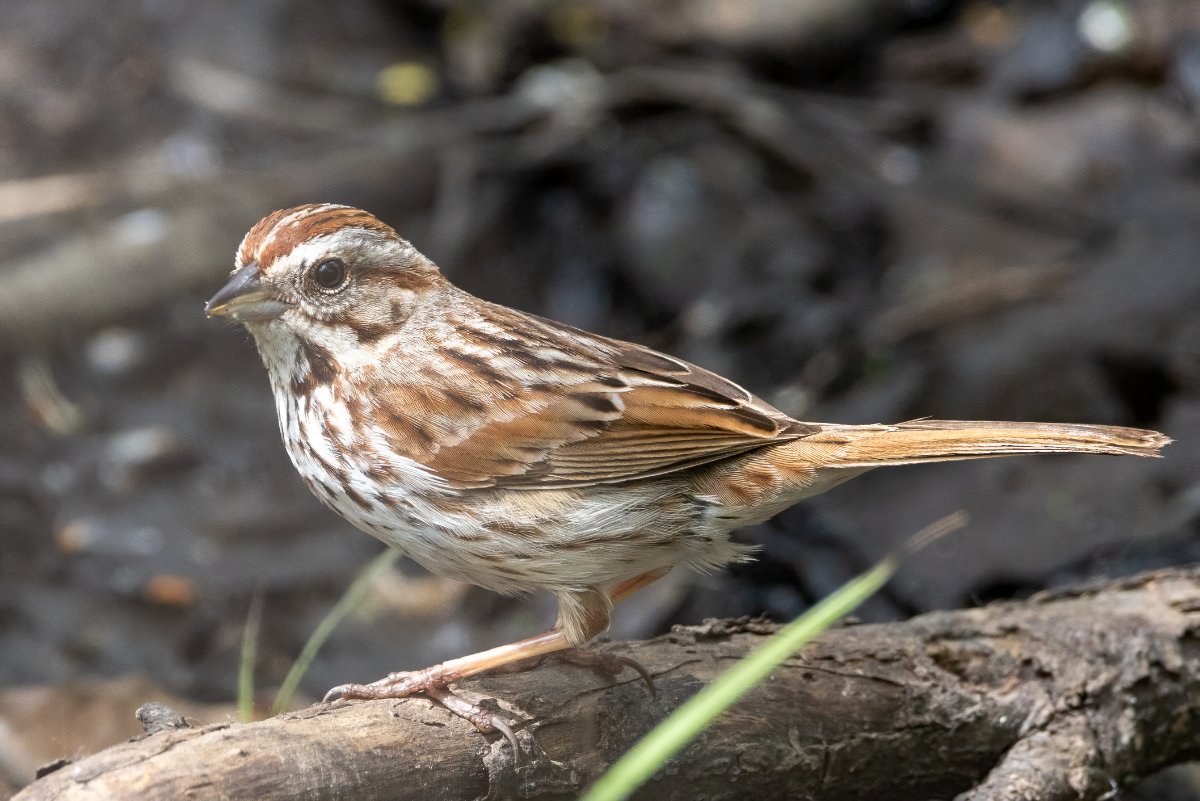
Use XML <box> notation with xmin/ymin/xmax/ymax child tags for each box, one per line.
<box><xmin>205</xmin><ymin>263</ymin><xmax>288</xmax><ymax>322</ymax></box>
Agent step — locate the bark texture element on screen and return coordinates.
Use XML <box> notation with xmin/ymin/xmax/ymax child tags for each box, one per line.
<box><xmin>14</xmin><ymin>566</ymin><xmax>1200</xmax><ymax>801</ymax></box>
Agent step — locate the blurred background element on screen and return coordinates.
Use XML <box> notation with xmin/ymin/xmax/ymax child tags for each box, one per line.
<box><xmin>1</xmin><ymin>0</ymin><xmax>1199</xmax><ymax>796</ymax></box>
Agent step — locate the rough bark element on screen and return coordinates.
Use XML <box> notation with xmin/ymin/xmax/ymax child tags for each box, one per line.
<box><xmin>14</xmin><ymin>566</ymin><xmax>1200</xmax><ymax>801</ymax></box>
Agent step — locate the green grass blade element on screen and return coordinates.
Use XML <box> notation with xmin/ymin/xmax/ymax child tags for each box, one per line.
<box><xmin>237</xmin><ymin>591</ymin><xmax>264</xmax><ymax>723</ymax></box>
<box><xmin>270</xmin><ymin>547</ymin><xmax>402</xmax><ymax>715</ymax></box>
<box><xmin>581</xmin><ymin>511</ymin><xmax>966</xmax><ymax>801</ymax></box>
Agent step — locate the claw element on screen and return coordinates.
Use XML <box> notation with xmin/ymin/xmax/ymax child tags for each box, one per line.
<box><xmin>428</xmin><ymin>685</ymin><xmax>521</xmax><ymax>755</ymax></box>
<box><xmin>556</xmin><ymin>649</ymin><xmax>656</xmax><ymax>699</ymax></box>
<box><xmin>321</xmin><ymin>672</ymin><xmax>521</xmax><ymax>751</ymax></box>
<box><xmin>492</xmin><ymin>717</ymin><xmax>520</xmax><ymax>757</ymax></box>
<box><xmin>315</xmin><ymin>628</ymin><xmax>582</xmax><ymax>753</ymax></box>
<box><xmin>613</xmin><ymin>655</ymin><xmax>656</xmax><ymax>700</ymax></box>
<box><xmin>322</xmin><ymin>684</ymin><xmax>352</xmax><ymax>704</ymax></box>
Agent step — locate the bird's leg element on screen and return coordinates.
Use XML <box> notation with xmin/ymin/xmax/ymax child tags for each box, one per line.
<box><xmin>323</xmin><ymin>568</ymin><xmax>671</xmax><ymax>746</ymax></box>
<box><xmin>324</xmin><ymin>627</ymin><xmax>571</xmax><ymax>750</ymax></box>
<box><xmin>548</xmin><ymin>566</ymin><xmax>671</xmax><ymax>695</ymax></box>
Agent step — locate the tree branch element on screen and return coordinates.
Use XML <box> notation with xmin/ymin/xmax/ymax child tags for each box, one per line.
<box><xmin>14</xmin><ymin>566</ymin><xmax>1200</xmax><ymax>801</ymax></box>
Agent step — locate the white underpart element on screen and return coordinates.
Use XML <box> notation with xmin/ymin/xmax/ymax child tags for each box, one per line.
<box><xmin>254</xmin><ymin>322</ymin><xmax>455</xmax><ymax>538</ymax></box>
<box><xmin>257</xmin><ymin>322</ymin><xmax>737</xmax><ymax>594</ymax></box>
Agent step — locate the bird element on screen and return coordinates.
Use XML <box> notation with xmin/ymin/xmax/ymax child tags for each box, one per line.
<box><xmin>205</xmin><ymin>203</ymin><xmax>1170</xmax><ymax>745</ymax></box>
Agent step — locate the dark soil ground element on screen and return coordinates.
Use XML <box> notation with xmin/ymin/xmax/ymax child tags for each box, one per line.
<box><xmin>1</xmin><ymin>1</ymin><xmax>1199</xmax><ymax>797</ymax></box>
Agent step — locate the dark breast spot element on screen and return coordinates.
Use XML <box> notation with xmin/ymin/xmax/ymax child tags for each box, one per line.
<box><xmin>294</xmin><ymin>340</ymin><xmax>338</xmax><ymax>396</ymax></box>
<box><xmin>342</xmin><ymin>485</ymin><xmax>374</xmax><ymax>511</ymax></box>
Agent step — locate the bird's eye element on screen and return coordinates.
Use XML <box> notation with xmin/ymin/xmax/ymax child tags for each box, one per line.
<box><xmin>310</xmin><ymin>258</ymin><xmax>349</xmax><ymax>291</ymax></box>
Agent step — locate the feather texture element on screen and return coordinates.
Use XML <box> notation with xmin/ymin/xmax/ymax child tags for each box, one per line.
<box><xmin>363</xmin><ymin>295</ymin><xmax>821</xmax><ymax>490</ymax></box>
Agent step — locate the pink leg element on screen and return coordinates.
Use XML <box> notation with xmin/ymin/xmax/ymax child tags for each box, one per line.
<box><xmin>323</xmin><ymin>567</ymin><xmax>673</xmax><ymax>748</ymax></box>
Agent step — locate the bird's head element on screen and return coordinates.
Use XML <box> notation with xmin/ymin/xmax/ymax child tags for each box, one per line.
<box><xmin>205</xmin><ymin>204</ymin><xmax>442</xmax><ymax>367</ymax></box>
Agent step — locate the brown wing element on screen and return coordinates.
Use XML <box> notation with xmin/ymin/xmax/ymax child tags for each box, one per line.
<box><xmin>369</xmin><ymin>304</ymin><xmax>817</xmax><ymax>490</ymax></box>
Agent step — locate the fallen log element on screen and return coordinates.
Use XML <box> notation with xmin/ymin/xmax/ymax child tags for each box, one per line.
<box><xmin>14</xmin><ymin>566</ymin><xmax>1200</xmax><ymax>801</ymax></box>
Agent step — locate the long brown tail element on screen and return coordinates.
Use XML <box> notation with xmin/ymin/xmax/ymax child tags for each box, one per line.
<box><xmin>799</xmin><ymin>419</ymin><xmax>1170</xmax><ymax>468</ymax></box>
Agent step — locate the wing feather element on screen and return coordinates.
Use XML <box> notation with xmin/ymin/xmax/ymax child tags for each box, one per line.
<box><xmin>368</xmin><ymin>301</ymin><xmax>817</xmax><ymax>489</ymax></box>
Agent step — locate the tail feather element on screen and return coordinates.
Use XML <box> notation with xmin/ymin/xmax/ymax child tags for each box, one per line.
<box><xmin>804</xmin><ymin>420</ymin><xmax>1170</xmax><ymax>468</ymax></box>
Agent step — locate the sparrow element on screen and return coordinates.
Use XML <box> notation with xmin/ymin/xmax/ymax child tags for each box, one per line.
<box><xmin>205</xmin><ymin>203</ymin><xmax>1170</xmax><ymax>745</ymax></box>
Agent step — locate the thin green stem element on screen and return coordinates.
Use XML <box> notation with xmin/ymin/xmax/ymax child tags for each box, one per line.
<box><xmin>270</xmin><ymin>547</ymin><xmax>402</xmax><ymax>715</ymax></box>
<box><xmin>237</xmin><ymin>591</ymin><xmax>264</xmax><ymax>723</ymax></box>
<box><xmin>581</xmin><ymin>511</ymin><xmax>966</xmax><ymax>801</ymax></box>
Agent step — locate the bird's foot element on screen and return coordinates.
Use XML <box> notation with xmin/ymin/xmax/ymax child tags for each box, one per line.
<box><xmin>320</xmin><ymin>628</ymin><xmax>654</xmax><ymax>753</ymax></box>
<box><xmin>323</xmin><ymin>668</ymin><xmax>519</xmax><ymax>752</ymax></box>
<box><xmin>495</xmin><ymin>646</ymin><xmax>655</xmax><ymax>697</ymax></box>
<box><xmin>555</xmin><ymin>647</ymin><xmax>656</xmax><ymax>698</ymax></box>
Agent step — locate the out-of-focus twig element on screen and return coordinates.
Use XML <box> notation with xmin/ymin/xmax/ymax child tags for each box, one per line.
<box><xmin>869</xmin><ymin>261</ymin><xmax>1075</xmax><ymax>342</ymax></box>
<box><xmin>16</xmin><ymin>357</ymin><xmax>83</xmax><ymax>435</ymax></box>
